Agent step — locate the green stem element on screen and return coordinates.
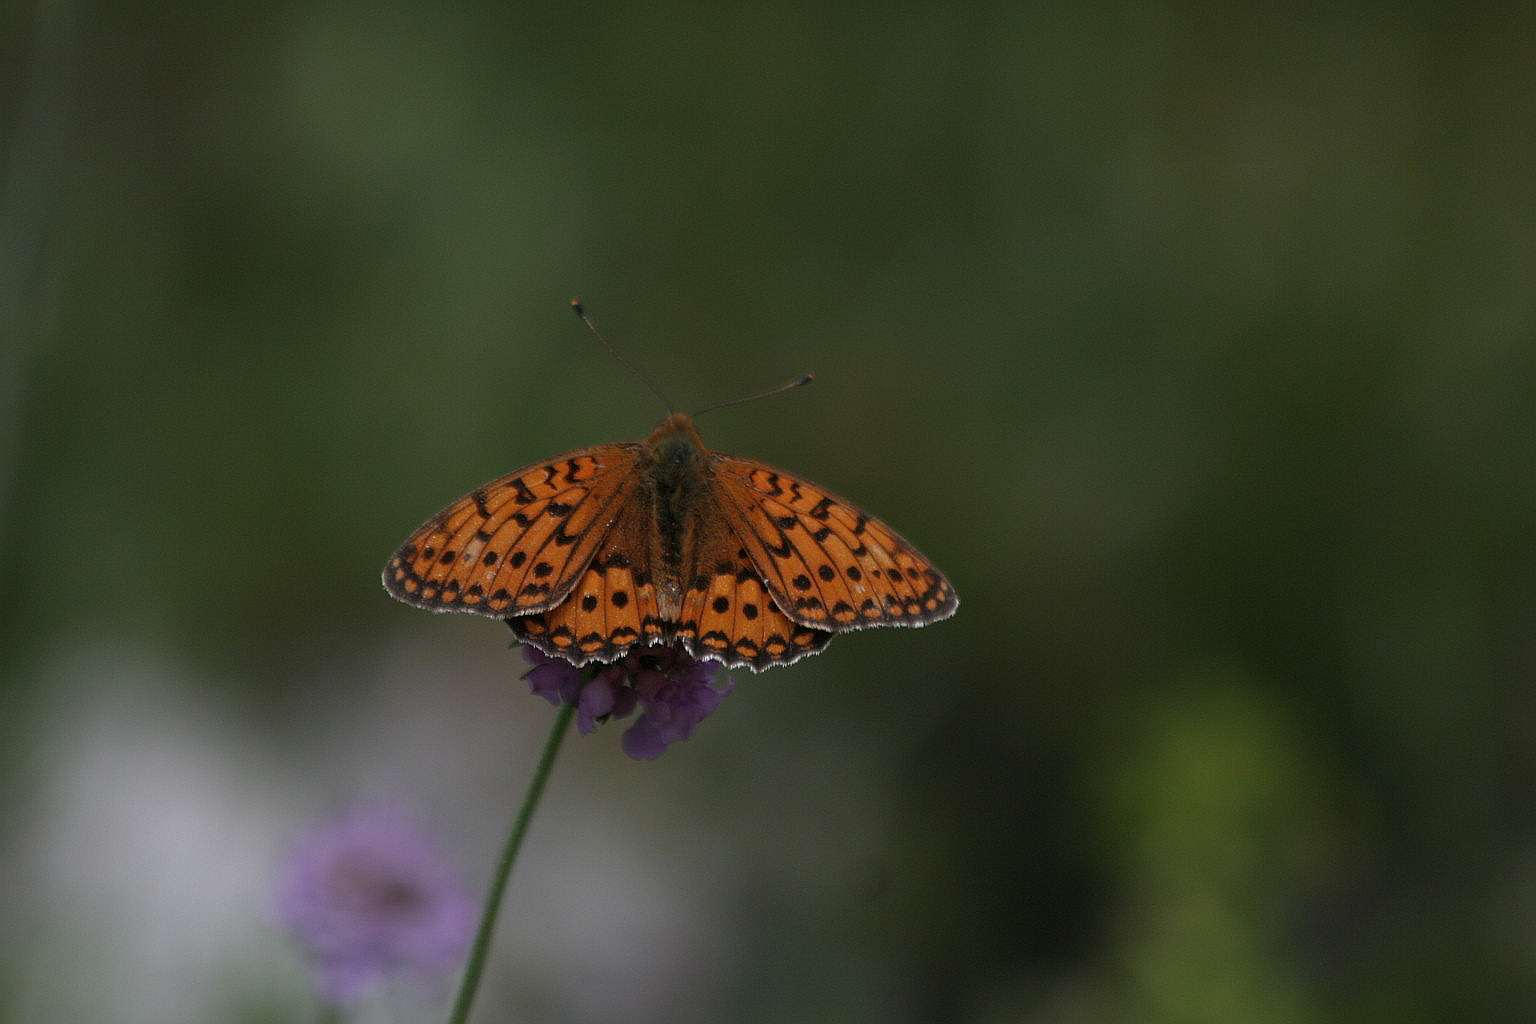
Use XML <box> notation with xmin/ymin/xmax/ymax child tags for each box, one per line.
<box><xmin>446</xmin><ymin>699</ymin><xmax>577</xmax><ymax>1024</ymax></box>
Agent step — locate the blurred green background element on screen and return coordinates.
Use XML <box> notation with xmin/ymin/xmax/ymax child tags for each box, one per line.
<box><xmin>4</xmin><ymin>0</ymin><xmax>1535</xmax><ymax>1021</ymax></box>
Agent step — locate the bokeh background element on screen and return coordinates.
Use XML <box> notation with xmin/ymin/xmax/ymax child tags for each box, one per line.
<box><xmin>4</xmin><ymin>1</ymin><xmax>1534</xmax><ymax>1021</ymax></box>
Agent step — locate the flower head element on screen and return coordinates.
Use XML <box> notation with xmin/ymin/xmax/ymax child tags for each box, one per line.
<box><xmin>522</xmin><ymin>645</ymin><xmax>733</xmax><ymax>760</ymax></box>
<box><xmin>273</xmin><ymin>803</ymin><xmax>474</xmax><ymax>1007</ymax></box>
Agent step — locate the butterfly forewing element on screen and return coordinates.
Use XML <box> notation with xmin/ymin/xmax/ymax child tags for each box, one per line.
<box><xmin>383</xmin><ymin>444</ymin><xmax>642</xmax><ymax>616</ymax></box>
<box><xmin>710</xmin><ymin>457</ymin><xmax>959</xmax><ymax>632</ymax></box>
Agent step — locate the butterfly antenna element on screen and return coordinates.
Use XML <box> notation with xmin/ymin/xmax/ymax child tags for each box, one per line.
<box><xmin>571</xmin><ymin>299</ymin><xmax>674</xmax><ymax>413</ymax></box>
<box><xmin>692</xmin><ymin>372</ymin><xmax>815</xmax><ymax>419</ymax></box>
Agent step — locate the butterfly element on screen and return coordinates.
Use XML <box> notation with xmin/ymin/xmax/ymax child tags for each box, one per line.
<box><xmin>383</xmin><ymin>408</ymin><xmax>957</xmax><ymax>672</ymax></box>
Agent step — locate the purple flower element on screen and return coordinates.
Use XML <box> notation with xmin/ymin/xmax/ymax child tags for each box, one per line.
<box><xmin>273</xmin><ymin>804</ymin><xmax>474</xmax><ymax>1007</ymax></box>
<box><xmin>524</xmin><ymin>647</ymin><xmax>585</xmax><ymax>706</ymax></box>
<box><xmin>522</xmin><ymin>645</ymin><xmax>733</xmax><ymax>760</ymax></box>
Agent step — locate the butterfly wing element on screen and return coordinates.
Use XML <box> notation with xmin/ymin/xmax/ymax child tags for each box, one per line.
<box><xmin>504</xmin><ymin>506</ymin><xmax>666</xmax><ymax>665</ymax></box>
<box><xmin>509</xmin><ymin>509</ymin><xmax>833</xmax><ymax>670</ymax></box>
<box><xmin>709</xmin><ymin>456</ymin><xmax>958</xmax><ymax>632</ymax></box>
<box><xmin>383</xmin><ymin>443</ymin><xmax>643</xmax><ymax>618</ymax></box>
<box><xmin>385</xmin><ymin>422</ymin><xmax>955</xmax><ymax>672</ymax></box>
<box><xmin>673</xmin><ymin>530</ymin><xmax>834</xmax><ymax>670</ymax></box>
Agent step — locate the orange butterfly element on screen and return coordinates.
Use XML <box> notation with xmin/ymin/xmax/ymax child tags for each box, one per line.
<box><xmin>383</xmin><ymin>385</ymin><xmax>956</xmax><ymax>672</ymax></box>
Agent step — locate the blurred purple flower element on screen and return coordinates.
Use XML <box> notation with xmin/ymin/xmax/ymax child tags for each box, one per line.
<box><xmin>522</xmin><ymin>645</ymin><xmax>733</xmax><ymax>760</ymax></box>
<box><xmin>273</xmin><ymin>804</ymin><xmax>474</xmax><ymax>1007</ymax></box>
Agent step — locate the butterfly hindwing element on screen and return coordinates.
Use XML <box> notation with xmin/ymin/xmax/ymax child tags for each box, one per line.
<box><xmin>710</xmin><ymin>456</ymin><xmax>958</xmax><ymax>632</ymax></box>
<box><xmin>674</xmin><ymin>533</ymin><xmax>834</xmax><ymax>669</ymax></box>
<box><xmin>505</xmin><ymin>516</ymin><xmax>669</xmax><ymax>664</ymax></box>
<box><xmin>383</xmin><ymin>444</ymin><xmax>643</xmax><ymax>617</ymax></box>
<box><xmin>513</xmin><ymin>513</ymin><xmax>834</xmax><ymax>671</ymax></box>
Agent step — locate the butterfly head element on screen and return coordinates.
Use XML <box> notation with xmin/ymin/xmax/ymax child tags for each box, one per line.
<box><xmin>646</xmin><ymin>411</ymin><xmax>708</xmax><ymax>462</ymax></box>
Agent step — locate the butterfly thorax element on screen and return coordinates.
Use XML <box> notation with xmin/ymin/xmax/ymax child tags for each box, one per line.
<box><xmin>639</xmin><ymin>413</ymin><xmax>718</xmax><ymax>614</ymax></box>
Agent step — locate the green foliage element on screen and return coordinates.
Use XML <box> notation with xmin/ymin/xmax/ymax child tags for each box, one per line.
<box><xmin>4</xmin><ymin>0</ymin><xmax>1534</xmax><ymax>1020</ymax></box>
